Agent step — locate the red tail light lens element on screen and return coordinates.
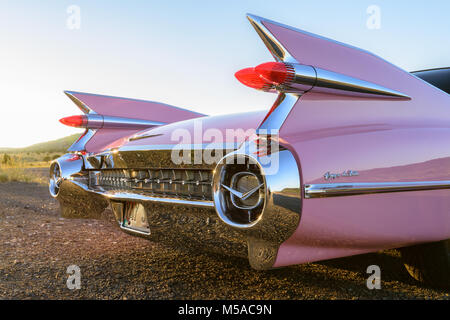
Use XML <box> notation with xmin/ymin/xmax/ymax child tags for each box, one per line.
<box><xmin>252</xmin><ymin>135</ymin><xmax>278</xmax><ymax>157</ymax></box>
<box><xmin>234</xmin><ymin>67</ymin><xmax>273</xmax><ymax>91</ymax></box>
<box><xmin>254</xmin><ymin>62</ymin><xmax>292</xmax><ymax>85</ymax></box>
<box><xmin>235</xmin><ymin>62</ymin><xmax>294</xmax><ymax>91</ymax></box>
<box><xmin>59</xmin><ymin>115</ymin><xmax>87</xmax><ymax>128</ymax></box>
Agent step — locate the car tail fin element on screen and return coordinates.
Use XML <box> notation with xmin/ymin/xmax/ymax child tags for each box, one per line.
<box><xmin>243</xmin><ymin>14</ymin><xmax>443</xmax><ymax>132</ymax></box>
<box><xmin>63</xmin><ymin>91</ymin><xmax>205</xmax><ymax>153</ymax></box>
<box><xmin>246</xmin><ymin>13</ymin><xmax>412</xmax><ymax>94</ymax></box>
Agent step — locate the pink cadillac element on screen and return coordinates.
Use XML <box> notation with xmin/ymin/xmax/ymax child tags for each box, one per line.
<box><xmin>50</xmin><ymin>14</ymin><xmax>450</xmax><ymax>288</ymax></box>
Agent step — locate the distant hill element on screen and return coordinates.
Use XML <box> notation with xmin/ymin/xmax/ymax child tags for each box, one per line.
<box><xmin>0</xmin><ymin>134</ymin><xmax>80</xmax><ymax>154</ymax></box>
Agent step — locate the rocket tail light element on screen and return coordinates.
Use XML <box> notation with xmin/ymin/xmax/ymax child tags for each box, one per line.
<box><xmin>59</xmin><ymin>114</ymin><xmax>164</xmax><ymax>130</ymax></box>
<box><xmin>235</xmin><ymin>62</ymin><xmax>295</xmax><ymax>92</ymax></box>
<box><xmin>254</xmin><ymin>62</ymin><xmax>295</xmax><ymax>85</ymax></box>
<box><xmin>235</xmin><ymin>61</ymin><xmax>409</xmax><ymax>99</ymax></box>
<box><xmin>235</xmin><ymin>67</ymin><xmax>275</xmax><ymax>92</ymax></box>
<box><xmin>59</xmin><ymin>115</ymin><xmax>87</xmax><ymax>128</ymax></box>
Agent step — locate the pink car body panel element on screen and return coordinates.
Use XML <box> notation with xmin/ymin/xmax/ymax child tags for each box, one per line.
<box><xmin>69</xmin><ymin>91</ymin><xmax>205</xmax><ymax>122</ymax></box>
<box><xmin>262</xmin><ymin>20</ymin><xmax>413</xmax><ymax>95</ymax></box>
<box><xmin>261</xmin><ymin>19</ymin><xmax>450</xmax><ymax>267</ymax></box>
<box><xmin>121</xmin><ymin>111</ymin><xmax>266</xmax><ymax>148</ymax></box>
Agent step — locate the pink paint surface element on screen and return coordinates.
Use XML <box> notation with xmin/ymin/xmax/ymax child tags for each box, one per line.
<box><xmin>121</xmin><ymin>110</ymin><xmax>266</xmax><ymax>148</ymax></box>
<box><xmin>71</xmin><ymin>92</ymin><xmax>205</xmax><ymax>122</ymax></box>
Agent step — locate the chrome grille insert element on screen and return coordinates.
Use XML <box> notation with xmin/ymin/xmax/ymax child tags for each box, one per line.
<box><xmin>91</xmin><ymin>168</ymin><xmax>213</xmax><ymax>201</ymax></box>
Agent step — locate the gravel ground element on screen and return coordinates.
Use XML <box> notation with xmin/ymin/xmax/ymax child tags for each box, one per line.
<box><xmin>0</xmin><ymin>179</ymin><xmax>449</xmax><ymax>300</ymax></box>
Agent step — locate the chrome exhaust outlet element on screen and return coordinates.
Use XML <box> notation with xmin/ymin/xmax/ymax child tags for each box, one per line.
<box><xmin>212</xmin><ymin>139</ymin><xmax>302</xmax><ymax>269</ymax></box>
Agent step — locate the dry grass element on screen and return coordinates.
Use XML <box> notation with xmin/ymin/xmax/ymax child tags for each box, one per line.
<box><xmin>0</xmin><ymin>167</ymin><xmax>47</xmax><ymax>184</ymax></box>
<box><xmin>0</xmin><ymin>151</ymin><xmax>55</xmax><ymax>184</ymax></box>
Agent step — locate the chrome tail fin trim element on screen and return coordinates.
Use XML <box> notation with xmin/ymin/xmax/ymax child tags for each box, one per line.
<box><xmin>304</xmin><ymin>181</ymin><xmax>450</xmax><ymax>198</ymax></box>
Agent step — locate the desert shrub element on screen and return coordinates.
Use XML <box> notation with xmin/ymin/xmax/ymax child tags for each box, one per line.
<box><xmin>0</xmin><ymin>173</ymin><xmax>8</xmax><ymax>182</ymax></box>
<box><xmin>2</xmin><ymin>153</ymin><xmax>12</xmax><ymax>166</ymax></box>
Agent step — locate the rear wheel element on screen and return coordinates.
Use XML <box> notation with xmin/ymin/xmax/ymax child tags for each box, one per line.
<box><xmin>400</xmin><ymin>239</ymin><xmax>450</xmax><ymax>288</ymax></box>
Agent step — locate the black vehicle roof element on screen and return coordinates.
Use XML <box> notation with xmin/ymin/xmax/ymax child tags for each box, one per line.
<box><xmin>412</xmin><ymin>67</ymin><xmax>450</xmax><ymax>94</ymax></box>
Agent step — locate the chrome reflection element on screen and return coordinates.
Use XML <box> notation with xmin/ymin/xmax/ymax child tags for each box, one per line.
<box><xmin>121</xmin><ymin>202</ymin><xmax>151</xmax><ymax>235</ymax></box>
<box><xmin>64</xmin><ymin>91</ymin><xmax>92</xmax><ymax>114</ymax></box>
<box><xmin>229</xmin><ymin>171</ymin><xmax>264</xmax><ymax>210</ymax></box>
<box><xmin>246</xmin><ymin>14</ymin><xmax>291</xmax><ymax>62</ymax></box>
<box><xmin>282</xmin><ymin>64</ymin><xmax>316</xmax><ymax>93</ymax></box>
<box><xmin>279</xmin><ymin>63</ymin><xmax>410</xmax><ymax>99</ymax></box>
<box><xmin>49</xmin><ymin>162</ymin><xmax>61</xmax><ymax>197</ymax></box>
<box><xmin>313</xmin><ymin>67</ymin><xmax>410</xmax><ymax>99</ymax></box>
<box><xmin>110</xmin><ymin>199</ymin><xmax>249</xmax><ymax>259</ymax></box>
<box><xmin>49</xmin><ymin>154</ymin><xmax>86</xmax><ymax>198</ymax></box>
<box><xmin>214</xmin><ymin>154</ymin><xmax>266</xmax><ymax>228</ymax></box>
<box><xmin>68</xmin><ymin>129</ymin><xmax>96</xmax><ymax>152</ymax></box>
<box><xmin>257</xmin><ymin>93</ymin><xmax>299</xmax><ymax>132</ymax></box>
<box><xmin>52</xmin><ymin>140</ymin><xmax>301</xmax><ymax>270</ymax></box>
<box><xmin>83</xmin><ymin>114</ymin><xmax>164</xmax><ymax>130</ymax></box>
<box><xmin>49</xmin><ymin>154</ymin><xmax>110</xmax><ymax>219</ymax></box>
<box><xmin>102</xmin><ymin>191</ymin><xmax>213</xmax><ymax>207</ymax></box>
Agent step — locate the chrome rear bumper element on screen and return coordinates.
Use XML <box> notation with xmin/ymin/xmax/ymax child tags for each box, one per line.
<box><xmin>49</xmin><ymin>142</ymin><xmax>302</xmax><ymax>270</ymax></box>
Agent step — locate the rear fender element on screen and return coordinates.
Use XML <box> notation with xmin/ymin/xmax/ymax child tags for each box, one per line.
<box><xmin>246</xmin><ymin>14</ymin><xmax>450</xmax><ymax>266</ymax></box>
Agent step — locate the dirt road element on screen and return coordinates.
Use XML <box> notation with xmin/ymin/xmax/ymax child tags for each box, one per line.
<box><xmin>0</xmin><ymin>181</ymin><xmax>449</xmax><ymax>299</ymax></box>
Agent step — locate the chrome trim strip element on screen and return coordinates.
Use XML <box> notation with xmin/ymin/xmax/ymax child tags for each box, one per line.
<box><xmin>257</xmin><ymin>93</ymin><xmax>299</xmax><ymax>132</ymax></box>
<box><xmin>85</xmin><ymin>114</ymin><xmax>165</xmax><ymax>129</ymax></box>
<box><xmin>120</xmin><ymin>225</ymin><xmax>151</xmax><ymax>236</ymax></box>
<box><xmin>128</xmin><ymin>133</ymin><xmax>163</xmax><ymax>142</ymax></box>
<box><xmin>118</xmin><ymin>142</ymin><xmax>240</xmax><ymax>152</ymax></box>
<box><xmin>70</xmin><ymin>180</ymin><xmax>214</xmax><ymax>207</ymax></box>
<box><xmin>287</xmin><ymin>64</ymin><xmax>316</xmax><ymax>92</ymax></box>
<box><xmin>304</xmin><ymin>181</ymin><xmax>450</xmax><ymax>198</ymax></box>
<box><xmin>247</xmin><ymin>14</ymin><xmax>301</xmax><ymax>132</ymax></box>
<box><xmin>246</xmin><ymin>14</ymin><xmax>293</xmax><ymax>62</ymax></box>
<box><xmin>64</xmin><ymin>91</ymin><xmax>98</xmax><ymax>152</ymax></box>
<box><xmin>281</xmin><ymin>63</ymin><xmax>410</xmax><ymax>99</ymax></box>
<box><xmin>102</xmin><ymin>191</ymin><xmax>214</xmax><ymax>207</ymax></box>
<box><xmin>313</xmin><ymin>67</ymin><xmax>410</xmax><ymax>99</ymax></box>
<box><xmin>64</xmin><ymin>91</ymin><xmax>92</xmax><ymax>114</ymax></box>
<box><xmin>68</xmin><ymin>129</ymin><xmax>96</xmax><ymax>152</ymax></box>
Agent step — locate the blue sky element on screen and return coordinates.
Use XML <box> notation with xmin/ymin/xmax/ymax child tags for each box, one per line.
<box><xmin>1</xmin><ymin>0</ymin><xmax>449</xmax><ymax>147</ymax></box>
